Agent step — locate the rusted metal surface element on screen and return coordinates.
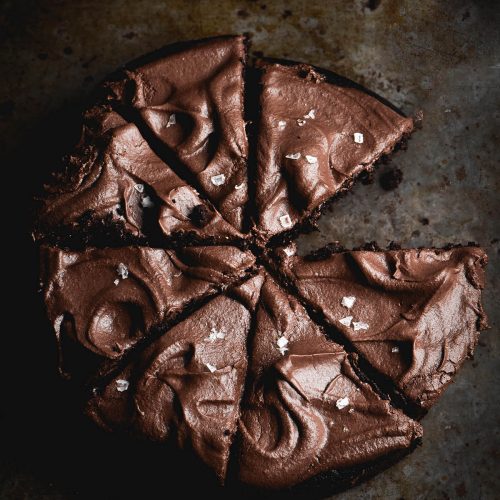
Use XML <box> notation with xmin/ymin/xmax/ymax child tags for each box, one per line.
<box><xmin>1</xmin><ymin>1</ymin><xmax>498</xmax><ymax>498</ymax></box>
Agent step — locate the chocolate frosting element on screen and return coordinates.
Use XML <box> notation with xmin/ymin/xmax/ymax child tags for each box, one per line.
<box><xmin>34</xmin><ymin>35</ymin><xmax>490</xmax><ymax>493</ymax></box>
<box><xmin>41</xmin><ymin>245</ymin><xmax>254</xmax><ymax>378</ymax></box>
<box><xmin>278</xmin><ymin>246</ymin><xmax>488</xmax><ymax>409</ymax></box>
<box><xmin>86</xmin><ymin>294</ymin><xmax>251</xmax><ymax>483</ymax></box>
<box><xmin>235</xmin><ymin>270</ymin><xmax>422</xmax><ymax>489</ymax></box>
<box><xmin>108</xmin><ymin>35</ymin><xmax>248</xmax><ymax>231</ymax></box>
<box><xmin>253</xmin><ymin>63</ymin><xmax>414</xmax><ymax>241</ymax></box>
<box><xmin>36</xmin><ymin>106</ymin><xmax>242</xmax><ymax>243</ymax></box>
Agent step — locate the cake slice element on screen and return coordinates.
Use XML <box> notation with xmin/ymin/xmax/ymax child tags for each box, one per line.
<box><xmin>35</xmin><ymin>106</ymin><xmax>242</xmax><ymax>246</ymax></box>
<box><xmin>107</xmin><ymin>35</ymin><xmax>249</xmax><ymax>231</ymax></box>
<box><xmin>275</xmin><ymin>244</ymin><xmax>488</xmax><ymax>411</ymax></box>
<box><xmin>233</xmin><ymin>269</ymin><xmax>422</xmax><ymax>492</ymax></box>
<box><xmin>252</xmin><ymin>61</ymin><xmax>414</xmax><ymax>243</ymax></box>
<box><xmin>41</xmin><ymin>244</ymin><xmax>255</xmax><ymax>380</ymax></box>
<box><xmin>86</xmin><ymin>293</ymin><xmax>251</xmax><ymax>484</ymax></box>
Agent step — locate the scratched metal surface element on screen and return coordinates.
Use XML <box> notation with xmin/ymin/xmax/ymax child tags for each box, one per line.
<box><xmin>1</xmin><ymin>1</ymin><xmax>499</xmax><ymax>499</ymax></box>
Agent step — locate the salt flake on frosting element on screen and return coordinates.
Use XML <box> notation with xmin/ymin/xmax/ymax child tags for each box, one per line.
<box><xmin>116</xmin><ymin>379</ymin><xmax>129</xmax><ymax>392</ymax></box>
<box><xmin>134</xmin><ymin>183</ymin><xmax>144</xmax><ymax>193</ymax></box>
<box><xmin>206</xmin><ymin>363</ymin><xmax>217</xmax><ymax>373</ymax></box>
<box><xmin>235</xmin><ymin>183</ymin><xmax>244</xmax><ymax>190</ymax></box>
<box><xmin>279</xmin><ymin>214</ymin><xmax>293</xmax><ymax>228</ymax></box>
<box><xmin>392</xmin><ymin>346</ymin><xmax>400</xmax><ymax>353</ymax></box>
<box><xmin>277</xmin><ymin>336</ymin><xmax>289</xmax><ymax>355</ymax></box>
<box><xmin>278</xmin><ymin>120</ymin><xmax>287</xmax><ymax>130</ymax></box>
<box><xmin>304</xmin><ymin>109</ymin><xmax>316</xmax><ymax>119</ymax></box>
<box><xmin>353</xmin><ymin>132</ymin><xmax>364</xmax><ymax>144</ymax></box>
<box><xmin>141</xmin><ymin>196</ymin><xmax>154</xmax><ymax>208</ymax></box>
<box><xmin>117</xmin><ymin>263</ymin><xmax>129</xmax><ymax>280</ymax></box>
<box><xmin>336</xmin><ymin>397</ymin><xmax>349</xmax><ymax>410</ymax></box>
<box><xmin>166</xmin><ymin>113</ymin><xmax>176</xmax><ymax>127</ymax></box>
<box><xmin>285</xmin><ymin>152</ymin><xmax>301</xmax><ymax>160</ymax></box>
<box><xmin>206</xmin><ymin>328</ymin><xmax>225</xmax><ymax>342</ymax></box>
<box><xmin>353</xmin><ymin>321</ymin><xmax>369</xmax><ymax>331</ymax></box>
<box><xmin>296</xmin><ymin>118</ymin><xmax>306</xmax><ymax>126</ymax></box>
<box><xmin>339</xmin><ymin>316</ymin><xmax>353</xmax><ymax>327</ymax></box>
<box><xmin>341</xmin><ymin>296</ymin><xmax>356</xmax><ymax>309</ymax></box>
<box><xmin>305</xmin><ymin>155</ymin><xmax>318</xmax><ymax>164</ymax></box>
<box><xmin>113</xmin><ymin>279</ymin><xmax>120</xmax><ymax>286</ymax></box>
<box><xmin>211</xmin><ymin>174</ymin><xmax>226</xmax><ymax>186</ymax></box>
<box><xmin>283</xmin><ymin>247</ymin><xmax>295</xmax><ymax>257</ymax></box>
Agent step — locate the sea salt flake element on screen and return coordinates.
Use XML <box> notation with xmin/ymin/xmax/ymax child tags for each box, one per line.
<box><xmin>391</xmin><ymin>346</ymin><xmax>400</xmax><ymax>353</ymax></box>
<box><xmin>166</xmin><ymin>113</ymin><xmax>176</xmax><ymax>127</ymax></box>
<box><xmin>304</xmin><ymin>109</ymin><xmax>316</xmax><ymax>119</ymax></box>
<box><xmin>336</xmin><ymin>397</ymin><xmax>350</xmax><ymax>410</ymax></box>
<box><xmin>235</xmin><ymin>183</ymin><xmax>244</xmax><ymax>190</ymax></box>
<box><xmin>297</xmin><ymin>118</ymin><xmax>306</xmax><ymax>126</ymax></box>
<box><xmin>206</xmin><ymin>363</ymin><xmax>217</xmax><ymax>373</ymax></box>
<box><xmin>278</xmin><ymin>120</ymin><xmax>287</xmax><ymax>129</ymax></box>
<box><xmin>116</xmin><ymin>379</ymin><xmax>129</xmax><ymax>392</ymax></box>
<box><xmin>283</xmin><ymin>247</ymin><xmax>295</xmax><ymax>257</ymax></box>
<box><xmin>141</xmin><ymin>196</ymin><xmax>154</xmax><ymax>208</ymax></box>
<box><xmin>305</xmin><ymin>155</ymin><xmax>318</xmax><ymax>164</ymax></box>
<box><xmin>285</xmin><ymin>152</ymin><xmax>301</xmax><ymax>160</ymax></box>
<box><xmin>211</xmin><ymin>174</ymin><xmax>226</xmax><ymax>186</ymax></box>
<box><xmin>279</xmin><ymin>214</ymin><xmax>293</xmax><ymax>228</ymax></box>
<box><xmin>348</xmin><ymin>408</ymin><xmax>355</xmax><ymax>414</ymax></box>
<box><xmin>134</xmin><ymin>183</ymin><xmax>144</xmax><ymax>193</ymax></box>
<box><xmin>113</xmin><ymin>279</ymin><xmax>120</xmax><ymax>286</ymax></box>
<box><xmin>278</xmin><ymin>347</ymin><xmax>289</xmax><ymax>356</ymax></box>
<box><xmin>116</xmin><ymin>263</ymin><xmax>129</xmax><ymax>279</ymax></box>
<box><xmin>339</xmin><ymin>316</ymin><xmax>353</xmax><ymax>327</ymax></box>
<box><xmin>277</xmin><ymin>336</ymin><xmax>289</xmax><ymax>348</ymax></box>
<box><xmin>343</xmin><ymin>426</ymin><xmax>349</xmax><ymax>433</ymax></box>
<box><xmin>353</xmin><ymin>321</ymin><xmax>369</xmax><ymax>331</ymax></box>
<box><xmin>341</xmin><ymin>296</ymin><xmax>356</xmax><ymax>309</ymax></box>
<box><xmin>353</xmin><ymin>132</ymin><xmax>364</xmax><ymax>144</ymax></box>
<box><xmin>207</xmin><ymin>328</ymin><xmax>225</xmax><ymax>342</ymax></box>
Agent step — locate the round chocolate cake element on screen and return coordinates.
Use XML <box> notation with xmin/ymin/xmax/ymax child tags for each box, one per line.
<box><xmin>35</xmin><ymin>35</ymin><xmax>488</xmax><ymax>495</ymax></box>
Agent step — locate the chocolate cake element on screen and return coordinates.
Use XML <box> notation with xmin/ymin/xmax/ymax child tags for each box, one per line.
<box><xmin>34</xmin><ymin>35</ymin><xmax>488</xmax><ymax>495</ymax></box>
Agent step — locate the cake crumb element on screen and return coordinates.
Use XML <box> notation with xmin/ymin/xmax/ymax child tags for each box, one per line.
<box><xmin>380</xmin><ymin>167</ymin><xmax>403</xmax><ymax>191</ymax></box>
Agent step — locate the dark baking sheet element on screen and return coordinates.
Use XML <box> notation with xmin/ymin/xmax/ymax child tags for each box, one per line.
<box><xmin>1</xmin><ymin>1</ymin><xmax>499</xmax><ymax>498</ymax></box>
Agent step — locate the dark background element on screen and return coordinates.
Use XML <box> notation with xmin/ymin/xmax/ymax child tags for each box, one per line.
<box><xmin>1</xmin><ymin>1</ymin><xmax>499</xmax><ymax>498</ymax></box>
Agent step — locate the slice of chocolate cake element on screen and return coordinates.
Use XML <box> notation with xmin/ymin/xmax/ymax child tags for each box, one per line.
<box><xmin>107</xmin><ymin>35</ymin><xmax>249</xmax><ymax>231</ymax></box>
<box><xmin>276</xmin><ymin>244</ymin><xmax>488</xmax><ymax>411</ymax></box>
<box><xmin>86</xmin><ymin>292</ymin><xmax>252</xmax><ymax>484</ymax></box>
<box><xmin>35</xmin><ymin>106</ymin><xmax>243</xmax><ymax>246</ymax></box>
<box><xmin>252</xmin><ymin>62</ymin><xmax>414</xmax><ymax>243</ymax></box>
<box><xmin>41</xmin><ymin>244</ymin><xmax>255</xmax><ymax>380</ymax></box>
<box><xmin>232</xmin><ymin>270</ymin><xmax>422</xmax><ymax>492</ymax></box>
